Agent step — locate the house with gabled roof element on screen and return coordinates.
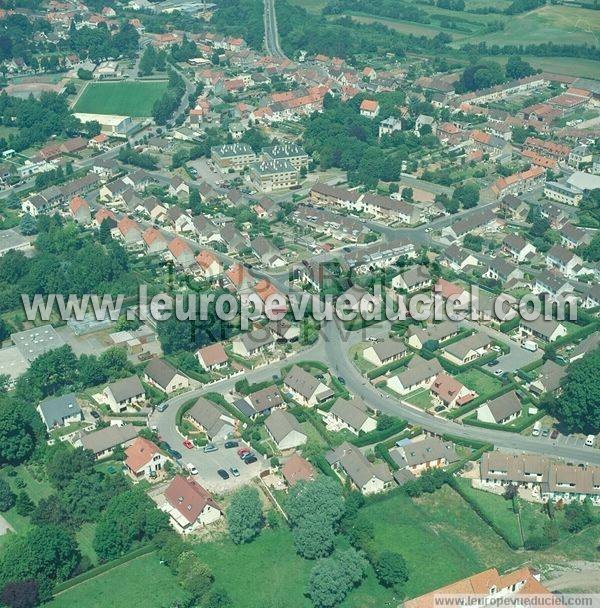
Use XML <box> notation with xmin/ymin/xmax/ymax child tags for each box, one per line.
<box><xmin>483</xmin><ymin>258</ymin><xmax>524</xmax><ymax>284</ymax></box>
<box><xmin>391</xmin><ymin>265</ymin><xmax>432</xmax><ymax>293</ymax></box>
<box><xmin>325</xmin><ymin>397</ymin><xmax>376</xmax><ymax>435</ymax></box>
<box><xmin>186</xmin><ymin>397</ymin><xmax>236</xmax><ymax>441</ymax></box>
<box><xmin>196</xmin><ymin>342</ymin><xmax>228</xmax><ymax>371</ymax></box>
<box><xmin>546</xmin><ymin>245</ymin><xmax>583</xmax><ymax>278</ymax></box>
<box><xmin>441</xmin><ymin>332</ymin><xmax>492</xmax><ymax>366</ymax></box>
<box><xmin>162</xmin><ymin>475</ymin><xmax>222</xmax><ymax>533</ymax></box>
<box><xmin>143</xmin><ymin>359</ymin><xmax>189</xmax><ymax>394</ymax></box>
<box><xmin>326</xmin><ymin>442</ymin><xmax>393</xmax><ymax>495</ymax></box>
<box><xmin>142</xmin><ymin>227</ymin><xmax>168</xmax><ymax>254</ymax></box>
<box><xmin>104</xmin><ymin>375</ymin><xmax>146</xmax><ymax>413</ymax></box>
<box><xmin>477</xmin><ymin>390</ymin><xmax>522</xmax><ymax>424</ymax></box>
<box><xmin>231</xmin><ymin>328</ymin><xmax>276</xmax><ymax>358</ymax></box>
<box><xmin>125</xmin><ymin>437</ymin><xmax>168</xmax><ymax>480</ymax></box>
<box><xmin>244</xmin><ymin>385</ymin><xmax>284</xmax><ymax>419</ymax></box>
<box><xmin>407</xmin><ymin>321</ymin><xmax>461</xmax><ymax>350</ymax></box>
<box><xmin>390</xmin><ymin>436</ymin><xmax>458</xmax><ymax>476</ymax></box>
<box><xmin>283</xmin><ymin>364</ymin><xmax>334</xmax><ymax>407</ymax></box>
<box><xmin>167</xmin><ymin>237</ymin><xmax>195</xmax><ymax>269</ymax></box>
<box><xmin>430</xmin><ymin>373</ymin><xmax>475</xmax><ymax>409</ymax></box>
<box><xmin>502</xmin><ymin>234</ymin><xmax>536</xmax><ymax>262</ymax></box>
<box><xmin>387</xmin><ymin>355</ymin><xmax>443</xmax><ymax>395</ymax></box>
<box><xmin>117</xmin><ymin>217</ymin><xmax>143</xmax><ymax>248</ymax></box>
<box><xmin>265</xmin><ymin>410</ymin><xmax>307</xmax><ymax>450</ymax></box>
<box><xmin>195</xmin><ymin>250</ymin><xmax>222</xmax><ymax>279</ymax></box>
<box><xmin>69</xmin><ymin>196</ymin><xmax>91</xmax><ymax>224</ymax></box>
<box><xmin>281</xmin><ymin>453</ymin><xmax>315</xmax><ymax>487</ymax></box>
<box><xmin>363</xmin><ymin>339</ymin><xmax>406</xmax><ymax>367</ymax></box>
<box><xmin>520</xmin><ymin>318</ymin><xmax>567</xmax><ymax>343</ymax></box>
<box><xmin>79</xmin><ymin>424</ymin><xmax>138</xmax><ymax>459</ymax></box>
<box><xmin>441</xmin><ymin>244</ymin><xmax>479</xmax><ymax>272</ymax></box>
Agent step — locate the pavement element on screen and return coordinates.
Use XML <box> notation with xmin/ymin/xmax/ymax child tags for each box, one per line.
<box><xmin>263</xmin><ymin>0</ymin><xmax>286</xmax><ymax>59</ymax></box>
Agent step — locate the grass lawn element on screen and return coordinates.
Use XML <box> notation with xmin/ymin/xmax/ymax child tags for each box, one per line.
<box><xmin>48</xmin><ymin>553</ymin><xmax>185</xmax><ymax>608</ymax></box>
<box><xmin>404</xmin><ymin>387</ymin><xmax>433</xmax><ymax>410</ymax></box>
<box><xmin>198</xmin><ymin>527</ymin><xmax>393</xmax><ymax>608</ymax></box>
<box><xmin>73</xmin><ymin>81</ymin><xmax>168</xmax><ymax>117</ymax></box>
<box><xmin>455</xmin><ymin>478</ymin><xmax>524</xmax><ymax>548</ymax></box>
<box><xmin>362</xmin><ymin>486</ymin><xmax>523</xmax><ymax>598</ymax></box>
<box><xmin>76</xmin><ymin>523</ymin><xmax>99</xmax><ymax>566</ymax></box>
<box><xmin>0</xmin><ymin>465</ymin><xmax>53</xmax><ymax>504</ymax></box>
<box><xmin>456</xmin><ymin>369</ymin><xmax>503</xmax><ymax>397</ymax></box>
<box><xmin>288</xmin><ymin>0</ymin><xmax>328</xmax><ymax>13</ymax></box>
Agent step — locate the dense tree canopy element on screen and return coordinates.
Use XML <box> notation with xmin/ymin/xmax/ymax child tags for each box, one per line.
<box><xmin>226</xmin><ymin>487</ymin><xmax>264</xmax><ymax>544</ymax></box>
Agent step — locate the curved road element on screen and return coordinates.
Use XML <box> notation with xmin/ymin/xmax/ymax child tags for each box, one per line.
<box><xmin>152</xmin><ymin>318</ymin><xmax>600</xmax><ymax>467</ymax></box>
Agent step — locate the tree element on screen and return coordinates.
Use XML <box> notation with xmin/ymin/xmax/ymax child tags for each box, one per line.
<box><xmin>505</xmin><ymin>56</ymin><xmax>535</xmax><ymax>80</ymax></box>
<box><xmin>374</xmin><ymin>551</ymin><xmax>409</xmax><ymax>588</ymax></box>
<box><xmin>564</xmin><ymin>500</ymin><xmax>593</xmax><ymax>533</ymax></box>
<box><xmin>0</xmin><ymin>478</ymin><xmax>15</xmax><ymax>511</ymax></box>
<box><xmin>176</xmin><ymin>551</ymin><xmax>214</xmax><ymax>601</ymax></box>
<box><xmin>307</xmin><ymin>549</ymin><xmax>367</xmax><ymax>608</ymax></box>
<box><xmin>546</xmin><ymin>348</ymin><xmax>600</xmax><ymax>433</ymax></box>
<box><xmin>0</xmin><ymin>398</ymin><xmax>40</xmax><ymax>466</ymax></box>
<box><xmin>0</xmin><ymin>525</ymin><xmax>80</xmax><ymax>601</ymax></box>
<box><xmin>204</xmin><ymin>588</ymin><xmax>232</xmax><ymax>608</ymax></box>
<box><xmin>46</xmin><ymin>445</ymin><xmax>95</xmax><ymax>489</ymax></box>
<box><xmin>19</xmin><ymin>214</ymin><xmax>37</xmax><ymax>236</ymax></box>
<box><xmin>453</xmin><ymin>183</ymin><xmax>480</xmax><ymax>209</ymax></box>
<box><xmin>503</xmin><ymin>483</ymin><xmax>518</xmax><ymax>500</ymax></box>
<box><xmin>0</xmin><ymin>580</ymin><xmax>38</xmax><ymax>608</ymax></box>
<box><xmin>77</xmin><ymin>68</ymin><xmax>92</xmax><ymax>80</ymax></box>
<box><xmin>293</xmin><ymin>515</ymin><xmax>336</xmax><ymax>559</ymax></box>
<box><xmin>15</xmin><ymin>491</ymin><xmax>34</xmax><ymax>516</ymax></box>
<box><xmin>287</xmin><ymin>477</ymin><xmax>345</xmax><ymax>528</ymax></box>
<box><xmin>31</xmin><ymin>495</ymin><xmax>69</xmax><ymax>527</ymax></box>
<box><xmin>226</xmin><ymin>487</ymin><xmax>264</xmax><ymax>544</ymax></box>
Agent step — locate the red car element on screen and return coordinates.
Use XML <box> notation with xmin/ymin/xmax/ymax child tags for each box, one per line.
<box><xmin>237</xmin><ymin>447</ymin><xmax>250</xmax><ymax>458</ymax></box>
<box><xmin>183</xmin><ymin>439</ymin><xmax>194</xmax><ymax>449</ymax></box>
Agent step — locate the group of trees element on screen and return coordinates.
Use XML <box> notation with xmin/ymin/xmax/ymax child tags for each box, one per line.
<box><xmin>118</xmin><ymin>144</ymin><xmax>158</xmax><ymax>170</ymax></box>
<box><xmin>67</xmin><ymin>21</ymin><xmax>139</xmax><ymax>62</ymax></box>
<box><xmin>541</xmin><ymin>347</ymin><xmax>600</xmax><ymax>434</ymax></box>
<box><xmin>152</xmin><ymin>68</ymin><xmax>186</xmax><ymax>125</ymax></box>
<box><xmin>138</xmin><ymin>45</ymin><xmax>167</xmax><ymax>77</ymax></box>
<box><xmin>226</xmin><ymin>487</ymin><xmax>264</xmax><ymax>544</ymax></box>
<box><xmin>455</xmin><ymin>57</ymin><xmax>536</xmax><ymax>93</ymax></box>
<box><xmin>0</xmin><ymin>216</ymin><xmax>133</xmax><ymax>313</ymax></box>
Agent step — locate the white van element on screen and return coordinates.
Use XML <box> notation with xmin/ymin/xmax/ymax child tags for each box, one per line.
<box><xmin>585</xmin><ymin>435</ymin><xmax>596</xmax><ymax>447</ymax></box>
<box><xmin>532</xmin><ymin>421</ymin><xmax>542</xmax><ymax>437</ymax></box>
<box><xmin>186</xmin><ymin>462</ymin><xmax>198</xmax><ymax>475</ymax></box>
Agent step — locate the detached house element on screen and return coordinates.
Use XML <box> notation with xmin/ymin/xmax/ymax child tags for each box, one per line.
<box><xmin>125</xmin><ymin>437</ymin><xmax>168</xmax><ymax>480</ymax></box>
<box><xmin>359</xmin><ymin>99</ymin><xmax>379</xmax><ymax>118</ymax></box>
<box><xmin>167</xmin><ymin>238</ymin><xmax>195</xmax><ymax>269</ymax></box>
<box><xmin>387</xmin><ymin>355</ymin><xmax>442</xmax><ymax>395</ymax></box>
<box><xmin>442</xmin><ymin>244</ymin><xmax>479</xmax><ymax>272</ymax></box>
<box><xmin>391</xmin><ymin>265</ymin><xmax>432</xmax><ymax>293</ymax></box>
<box><xmin>118</xmin><ymin>217</ymin><xmax>143</xmax><ymax>249</ymax></box>
<box><xmin>195</xmin><ymin>250</ymin><xmax>222</xmax><ymax>279</ymax></box>
<box><xmin>430</xmin><ymin>373</ymin><xmax>475</xmax><ymax>410</ymax></box>
<box><xmin>520</xmin><ymin>318</ymin><xmax>567</xmax><ymax>343</ymax></box>
<box><xmin>37</xmin><ymin>393</ymin><xmax>83</xmax><ymax>431</ymax></box>
<box><xmin>325</xmin><ymin>397</ymin><xmax>377</xmax><ymax>436</ymax></box>
<box><xmin>80</xmin><ymin>424</ymin><xmax>138</xmax><ymax>460</ymax></box>
<box><xmin>104</xmin><ymin>376</ymin><xmax>146</xmax><ymax>413</ymax></box>
<box><xmin>168</xmin><ymin>175</ymin><xmax>189</xmax><ymax>198</ymax></box>
<box><xmin>69</xmin><ymin>196</ymin><xmax>91</xmax><ymax>224</ymax></box>
<box><xmin>441</xmin><ymin>333</ymin><xmax>492</xmax><ymax>366</ymax></box>
<box><xmin>407</xmin><ymin>321</ymin><xmax>461</xmax><ymax>350</ymax></box>
<box><xmin>231</xmin><ymin>328</ymin><xmax>276</xmax><ymax>358</ymax></box>
<box><xmin>196</xmin><ymin>342</ymin><xmax>229</xmax><ymax>371</ymax></box>
<box><xmin>265</xmin><ymin>410</ymin><xmax>307</xmax><ymax>450</ymax></box>
<box><xmin>142</xmin><ymin>227</ymin><xmax>168</xmax><ymax>254</ymax></box>
<box><xmin>326</xmin><ymin>442</ymin><xmax>393</xmax><ymax>495</ymax></box>
<box><xmin>143</xmin><ymin>359</ymin><xmax>189</xmax><ymax>394</ymax></box>
<box><xmin>363</xmin><ymin>339</ymin><xmax>406</xmax><ymax>367</ymax></box>
<box><xmin>162</xmin><ymin>475</ymin><xmax>222</xmax><ymax>533</ymax></box>
<box><xmin>186</xmin><ymin>397</ymin><xmax>236</xmax><ymax>441</ymax></box>
<box><xmin>283</xmin><ymin>365</ymin><xmax>334</xmax><ymax>407</ymax></box>
<box><xmin>477</xmin><ymin>390</ymin><xmax>522</xmax><ymax>425</ymax></box>
<box><xmin>502</xmin><ymin>234</ymin><xmax>536</xmax><ymax>263</ymax></box>
<box><xmin>546</xmin><ymin>245</ymin><xmax>583</xmax><ymax>278</ymax></box>
<box><xmin>244</xmin><ymin>385</ymin><xmax>284</xmax><ymax>419</ymax></box>
<box><xmin>390</xmin><ymin>436</ymin><xmax>458</xmax><ymax>476</ymax></box>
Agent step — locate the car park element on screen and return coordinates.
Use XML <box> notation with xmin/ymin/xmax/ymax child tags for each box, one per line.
<box><xmin>217</xmin><ymin>469</ymin><xmax>230</xmax><ymax>480</ymax></box>
<box><xmin>225</xmin><ymin>441</ymin><xmax>239</xmax><ymax>449</ymax></box>
<box><xmin>204</xmin><ymin>444</ymin><xmax>218</xmax><ymax>453</ymax></box>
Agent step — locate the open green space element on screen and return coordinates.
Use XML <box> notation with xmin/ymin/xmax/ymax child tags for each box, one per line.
<box><xmin>456</xmin><ymin>369</ymin><xmax>503</xmax><ymax>396</ymax></box>
<box><xmin>362</xmin><ymin>485</ymin><xmax>523</xmax><ymax>598</ymax></box>
<box><xmin>76</xmin><ymin>523</ymin><xmax>99</xmax><ymax>566</ymax></box>
<box><xmin>73</xmin><ymin>80</ymin><xmax>168</xmax><ymax>117</ymax></box>
<box><xmin>404</xmin><ymin>387</ymin><xmax>434</xmax><ymax>410</ymax></box>
<box><xmin>48</xmin><ymin>553</ymin><xmax>186</xmax><ymax>608</ymax></box>
<box><xmin>288</xmin><ymin>0</ymin><xmax>327</xmax><ymax>13</ymax></box>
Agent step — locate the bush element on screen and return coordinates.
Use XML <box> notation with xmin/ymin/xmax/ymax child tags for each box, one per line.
<box><xmin>0</xmin><ymin>479</ymin><xmax>15</xmax><ymax>512</ymax></box>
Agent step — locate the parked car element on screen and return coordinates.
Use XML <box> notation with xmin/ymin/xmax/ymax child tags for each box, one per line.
<box><xmin>203</xmin><ymin>444</ymin><xmax>218</xmax><ymax>453</ymax></box>
<box><xmin>542</xmin><ymin>429</ymin><xmax>549</xmax><ymax>437</ymax></box>
<box><xmin>237</xmin><ymin>447</ymin><xmax>251</xmax><ymax>458</ymax></box>
<box><xmin>243</xmin><ymin>455</ymin><xmax>257</xmax><ymax>465</ymax></box>
<box><xmin>241</xmin><ymin>451</ymin><xmax>255</xmax><ymax>462</ymax></box>
<box><xmin>170</xmin><ymin>449</ymin><xmax>182</xmax><ymax>460</ymax></box>
<box><xmin>186</xmin><ymin>463</ymin><xmax>198</xmax><ymax>475</ymax></box>
<box><xmin>586</xmin><ymin>434</ymin><xmax>596</xmax><ymax>447</ymax></box>
<box><xmin>493</xmin><ymin>369</ymin><xmax>503</xmax><ymax>376</ymax></box>
<box><xmin>183</xmin><ymin>439</ymin><xmax>194</xmax><ymax>450</ymax></box>
<box><xmin>487</xmin><ymin>360</ymin><xmax>499</xmax><ymax>367</ymax></box>
<box><xmin>230</xmin><ymin>467</ymin><xmax>240</xmax><ymax>477</ymax></box>
<box><xmin>157</xmin><ymin>402</ymin><xmax>169</xmax><ymax>412</ymax></box>
<box><xmin>217</xmin><ymin>469</ymin><xmax>230</xmax><ymax>480</ymax></box>
<box><xmin>90</xmin><ymin>410</ymin><xmax>100</xmax><ymax>419</ymax></box>
<box><xmin>550</xmin><ymin>429</ymin><xmax>559</xmax><ymax>439</ymax></box>
<box><xmin>224</xmin><ymin>441</ymin><xmax>239</xmax><ymax>449</ymax></box>
<box><xmin>337</xmin><ymin>376</ymin><xmax>346</xmax><ymax>384</ymax></box>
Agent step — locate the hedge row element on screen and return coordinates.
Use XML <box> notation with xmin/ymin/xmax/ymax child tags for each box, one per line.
<box><xmin>204</xmin><ymin>392</ymin><xmax>251</xmax><ymax>426</ymax></box>
<box><xmin>463</xmin><ymin>409</ymin><xmax>545</xmax><ymax>434</ymax></box>
<box><xmin>175</xmin><ymin>397</ymin><xmax>199</xmax><ymax>430</ymax></box>
<box><xmin>374</xmin><ymin>442</ymin><xmax>399</xmax><ymax>471</ymax></box>
<box><xmin>350</xmin><ymin>419</ymin><xmax>408</xmax><ymax>448</ymax></box>
<box><xmin>366</xmin><ymin>354</ymin><xmax>413</xmax><ymax>379</ymax></box>
<box><xmin>53</xmin><ymin>545</ymin><xmax>157</xmax><ymax>594</ymax></box>
<box><xmin>449</xmin><ymin>478</ymin><xmax>521</xmax><ymax>549</ymax></box>
<box><xmin>551</xmin><ymin>321</ymin><xmax>599</xmax><ymax>349</ymax></box>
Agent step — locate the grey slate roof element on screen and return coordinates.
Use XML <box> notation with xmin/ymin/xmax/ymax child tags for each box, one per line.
<box><xmin>329</xmin><ymin>397</ymin><xmax>372</xmax><ymax>432</ymax></box>
<box><xmin>246</xmin><ymin>385</ymin><xmax>283</xmax><ymax>414</ymax></box>
<box><xmin>443</xmin><ymin>332</ymin><xmax>492</xmax><ymax>360</ymax></box>
<box><xmin>484</xmin><ymin>390</ymin><xmax>522</xmax><ymax>423</ymax></box>
<box><xmin>391</xmin><ymin>437</ymin><xmax>458</xmax><ymax>468</ymax></box>
<box><xmin>264</xmin><ymin>410</ymin><xmax>305</xmax><ymax>444</ymax></box>
<box><xmin>38</xmin><ymin>393</ymin><xmax>82</xmax><ymax>428</ymax></box>
<box><xmin>187</xmin><ymin>397</ymin><xmax>234</xmax><ymax>438</ymax></box>
<box><xmin>326</xmin><ymin>442</ymin><xmax>392</xmax><ymax>488</ymax></box>
<box><xmin>81</xmin><ymin>424</ymin><xmax>138</xmax><ymax>455</ymax></box>
<box><xmin>144</xmin><ymin>359</ymin><xmax>179</xmax><ymax>390</ymax></box>
<box><xmin>370</xmin><ymin>339</ymin><xmax>407</xmax><ymax>362</ymax></box>
<box><xmin>284</xmin><ymin>365</ymin><xmax>333</xmax><ymax>401</ymax></box>
<box><xmin>106</xmin><ymin>375</ymin><xmax>145</xmax><ymax>403</ymax></box>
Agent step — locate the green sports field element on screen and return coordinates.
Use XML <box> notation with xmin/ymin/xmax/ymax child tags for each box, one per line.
<box><xmin>73</xmin><ymin>81</ymin><xmax>168</xmax><ymax>117</ymax></box>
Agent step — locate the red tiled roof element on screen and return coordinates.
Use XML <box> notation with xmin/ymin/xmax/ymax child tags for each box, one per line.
<box><xmin>164</xmin><ymin>475</ymin><xmax>220</xmax><ymax>525</ymax></box>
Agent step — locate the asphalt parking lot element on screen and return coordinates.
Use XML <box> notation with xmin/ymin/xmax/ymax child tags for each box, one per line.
<box><xmin>179</xmin><ymin>440</ymin><xmax>268</xmax><ymax>493</ymax></box>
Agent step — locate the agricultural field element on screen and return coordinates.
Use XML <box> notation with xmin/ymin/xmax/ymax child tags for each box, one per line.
<box><xmin>48</xmin><ymin>553</ymin><xmax>186</xmax><ymax>608</ymax></box>
<box><xmin>73</xmin><ymin>81</ymin><xmax>168</xmax><ymax>117</ymax></box>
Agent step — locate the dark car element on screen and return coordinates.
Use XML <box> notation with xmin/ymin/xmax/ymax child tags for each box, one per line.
<box><xmin>90</xmin><ymin>410</ymin><xmax>100</xmax><ymax>419</ymax></box>
<box><xmin>241</xmin><ymin>451</ymin><xmax>255</xmax><ymax>461</ymax></box>
<box><xmin>337</xmin><ymin>376</ymin><xmax>346</xmax><ymax>384</ymax></box>
<box><xmin>225</xmin><ymin>440</ymin><xmax>239</xmax><ymax>449</ymax></box>
<box><xmin>170</xmin><ymin>449</ymin><xmax>182</xmax><ymax>460</ymax></box>
<box><xmin>487</xmin><ymin>360</ymin><xmax>499</xmax><ymax>367</ymax></box>
<box><xmin>243</xmin><ymin>455</ymin><xmax>257</xmax><ymax>465</ymax></box>
<box><xmin>550</xmin><ymin>429</ymin><xmax>559</xmax><ymax>439</ymax></box>
<box><xmin>217</xmin><ymin>469</ymin><xmax>230</xmax><ymax>480</ymax></box>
